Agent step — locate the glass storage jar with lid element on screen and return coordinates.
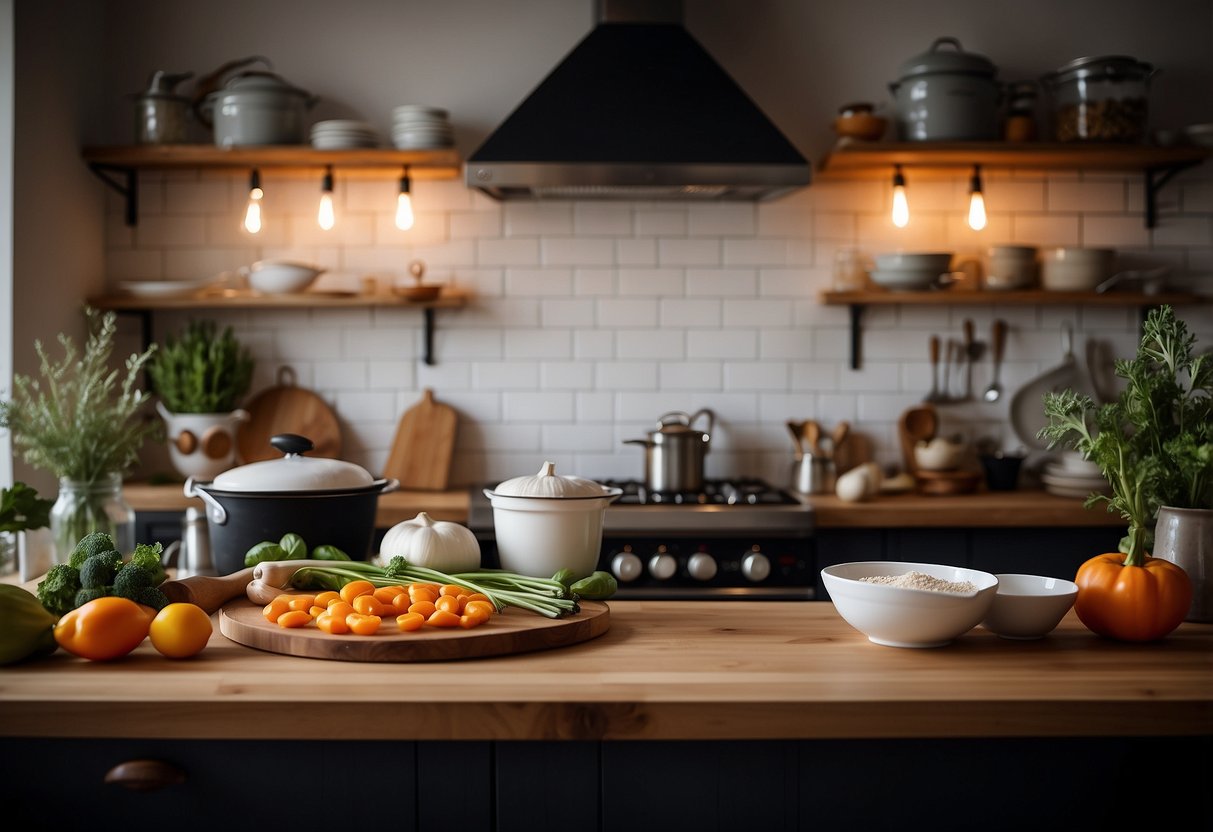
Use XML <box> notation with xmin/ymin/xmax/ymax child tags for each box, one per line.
<box><xmin>1042</xmin><ymin>55</ymin><xmax>1155</xmax><ymax>142</ymax></box>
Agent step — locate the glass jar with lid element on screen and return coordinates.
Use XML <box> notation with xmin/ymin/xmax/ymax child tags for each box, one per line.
<box><xmin>1042</xmin><ymin>55</ymin><xmax>1155</xmax><ymax>142</ymax></box>
<box><xmin>1003</xmin><ymin>81</ymin><xmax>1038</xmax><ymax>142</ymax></box>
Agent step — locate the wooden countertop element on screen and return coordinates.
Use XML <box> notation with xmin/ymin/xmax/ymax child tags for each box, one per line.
<box><xmin>2</xmin><ymin>601</ymin><xmax>1207</xmax><ymax>742</ymax></box>
<box><xmin>124</xmin><ymin>483</ymin><xmax>1120</xmax><ymax>529</ymax></box>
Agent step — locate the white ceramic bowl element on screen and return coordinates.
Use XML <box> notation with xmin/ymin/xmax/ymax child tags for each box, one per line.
<box><xmin>484</xmin><ymin>489</ymin><xmax>622</xmax><ymax>580</ymax></box>
<box><xmin>981</xmin><ymin>573</ymin><xmax>1078</xmax><ymax>639</ymax></box>
<box><xmin>244</xmin><ymin>260</ymin><xmax>325</xmax><ymax>294</ymax></box>
<box><xmin>874</xmin><ymin>252</ymin><xmax>954</xmax><ymax>272</ymax></box>
<box><xmin>821</xmin><ymin>561</ymin><xmax>999</xmax><ymax>648</ymax></box>
<box><xmin>914</xmin><ymin>438</ymin><xmax>966</xmax><ymax>471</ymax></box>
<box><xmin>1040</xmin><ymin>247</ymin><xmax>1114</xmax><ymax>291</ymax></box>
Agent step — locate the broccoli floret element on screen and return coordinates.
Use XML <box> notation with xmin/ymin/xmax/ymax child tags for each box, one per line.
<box><xmin>68</xmin><ymin>532</ymin><xmax>116</xmax><ymax>569</ymax></box>
<box><xmin>36</xmin><ymin>564</ymin><xmax>81</xmax><ymax>617</ymax></box>
<box><xmin>74</xmin><ymin>586</ymin><xmax>110</xmax><ymax>607</ymax></box>
<box><xmin>113</xmin><ymin>563</ymin><xmax>155</xmax><ymax>600</ymax></box>
<box><xmin>383</xmin><ymin>556</ymin><xmax>408</xmax><ymax>579</ymax></box>
<box><xmin>128</xmin><ymin>542</ymin><xmax>167</xmax><ymax>586</ymax></box>
<box><xmin>79</xmin><ymin>551</ymin><xmax>123</xmax><ymax>590</ymax></box>
<box><xmin>133</xmin><ymin>586</ymin><xmax>169</xmax><ymax>611</ymax></box>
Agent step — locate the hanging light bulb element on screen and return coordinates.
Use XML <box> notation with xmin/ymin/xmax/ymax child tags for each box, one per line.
<box><xmin>967</xmin><ymin>165</ymin><xmax>987</xmax><ymax>231</ymax></box>
<box><xmin>395</xmin><ymin>166</ymin><xmax>414</xmax><ymax>231</ymax></box>
<box><xmin>317</xmin><ymin>165</ymin><xmax>335</xmax><ymax>230</ymax></box>
<box><xmin>243</xmin><ymin>168</ymin><xmax>263</xmax><ymax>234</ymax></box>
<box><xmin>891</xmin><ymin>165</ymin><xmax>910</xmax><ymax>228</ymax></box>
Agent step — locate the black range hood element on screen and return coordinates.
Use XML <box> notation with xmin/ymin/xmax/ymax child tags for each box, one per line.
<box><xmin>465</xmin><ymin>7</ymin><xmax>810</xmax><ymax>201</ymax></box>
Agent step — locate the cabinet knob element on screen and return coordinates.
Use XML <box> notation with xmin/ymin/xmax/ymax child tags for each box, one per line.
<box><xmin>648</xmin><ymin>548</ymin><xmax>677</xmax><ymax>580</ymax></box>
<box><xmin>610</xmin><ymin>550</ymin><xmax>643</xmax><ymax>582</ymax></box>
<box><xmin>687</xmin><ymin>552</ymin><xmax>718</xmax><ymax>581</ymax></box>
<box><xmin>104</xmin><ymin>759</ymin><xmax>187</xmax><ymax>792</ymax></box>
<box><xmin>741</xmin><ymin>550</ymin><xmax>771</xmax><ymax>582</ymax></box>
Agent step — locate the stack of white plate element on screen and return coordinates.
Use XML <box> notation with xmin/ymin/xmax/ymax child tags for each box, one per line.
<box><xmin>310</xmin><ymin>120</ymin><xmax>380</xmax><ymax>149</ymax></box>
<box><xmin>391</xmin><ymin>105</ymin><xmax>454</xmax><ymax>149</ymax></box>
<box><xmin>1041</xmin><ymin>455</ymin><xmax>1111</xmax><ymax>499</ymax></box>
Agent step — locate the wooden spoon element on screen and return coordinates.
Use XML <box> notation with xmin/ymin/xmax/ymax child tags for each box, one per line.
<box><xmin>898</xmin><ymin>405</ymin><xmax>938</xmax><ymax>476</ymax></box>
<box><xmin>160</xmin><ymin>568</ymin><xmax>255</xmax><ymax>614</ymax></box>
<box><xmin>801</xmin><ymin>420</ymin><xmax>823</xmax><ymax>457</ymax></box>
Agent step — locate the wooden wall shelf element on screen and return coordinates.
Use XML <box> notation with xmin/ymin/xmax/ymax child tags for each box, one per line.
<box><xmin>82</xmin><ymin>144</ymin><xmax>462</xmax><ymax>225</ymax></box>
<box><xmin>88</xmin><ymin>292</ymin><xmax>468</xmax><ymax>366</ymax></box>
<box><xmin>817</xmin><ymin>141</ymin><xmax>1211</xmax><ymax>228</ymax></box>
<box><xmin>818</xmin><ymin>289</ymin><xmax>1209</xmax><ymax>370</ymax></box>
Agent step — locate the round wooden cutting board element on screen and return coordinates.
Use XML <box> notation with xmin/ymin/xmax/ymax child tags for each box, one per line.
<box><xmin>219</xmin><ymin>599</ymin><xmax>610</xmax><ymax>662</ymax></box>
<box><xmin>237</xmin><ymin>366</ymin><xmax>342</xmax><ymax>462</ymax></box>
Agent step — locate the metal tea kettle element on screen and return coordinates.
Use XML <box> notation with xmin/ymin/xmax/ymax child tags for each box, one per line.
<box><xmin>623</xmin><ymin>409</ymin><xmax>715</xmax><ymax>493</ymax></box>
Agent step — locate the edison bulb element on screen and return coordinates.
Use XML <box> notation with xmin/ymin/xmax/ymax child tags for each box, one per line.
<box><xmin>891</xmin><ymin>184</ymin><xmax>909</xmax><ymax>228</ymax></box>
<box><xmin>243</xmin><ymin>191</ymin><xmax>263</xmax><ymax>234</ymax></box>
<box><xmin>395</xmin><ymin>192</ymin><xmax>415</xmax><ymax>231</ymax></box>
<box><xmin>318</xmin><ymin>191</ymin><xmax>335</xmax><ymax>230</ymax></box>
<box><xmin>968</xmin><ymin>190</ymin><xmax>987</xmax><ymax>231</ymax></box>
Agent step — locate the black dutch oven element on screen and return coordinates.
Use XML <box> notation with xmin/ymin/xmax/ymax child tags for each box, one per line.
<box><xmin>184</xmin><ymin>434</ymin><xmax>398</xmax><ymax>575</ymax></box>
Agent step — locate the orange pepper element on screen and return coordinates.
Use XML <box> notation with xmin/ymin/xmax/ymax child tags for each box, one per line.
<box><xmin>53</xmin><ymin>596</ymin><xmax>151</xmax><ymax>661</ymax></box>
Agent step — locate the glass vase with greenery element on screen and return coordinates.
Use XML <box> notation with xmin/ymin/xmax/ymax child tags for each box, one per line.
<box><xmin>0</xmin><ymin>308</ymin><xmax>159</xmax><ymax>561</ymax></box>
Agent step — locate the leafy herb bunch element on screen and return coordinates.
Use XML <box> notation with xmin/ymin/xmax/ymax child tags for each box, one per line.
<box><xmin>0</xmin><ymin>308</ymin><xmax>159</xmax><ymax>483</ymax></box>
<box><xmin>148</xmin><ymin>319</ymin><xmax>254</xmax><ymax>413</ymax></box>
<box><xmin>1039</xmin><ymin>306</ymin><xmax>1213</xmax><ymax>562</ymax></box>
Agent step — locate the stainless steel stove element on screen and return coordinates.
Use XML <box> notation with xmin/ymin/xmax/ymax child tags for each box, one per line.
<box><xmin>468</xmin><ymin>478</ymin><xmax>816</xmax><ymax>600</ymax></box>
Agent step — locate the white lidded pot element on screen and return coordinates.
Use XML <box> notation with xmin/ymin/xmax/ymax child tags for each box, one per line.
<box><xmin>484</xmin><ymin>461</ymin><xmax>622</xmax><ymax>580</ymax></box>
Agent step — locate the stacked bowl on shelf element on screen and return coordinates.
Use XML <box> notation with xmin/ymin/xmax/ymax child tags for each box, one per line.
<box><xmin>310</xmin><ymin>120</ymin><xmax>380</xmax><ymax>149</ymax></box>
<box><xmin>1041</xmin><ymin>452</ymin><xmax>1111</xmax><ymax>498</ymax></box>
<box><xmin>391</xmin><ymin>105</ymin><xmax>454</xmax><ymax>149</ymax></box>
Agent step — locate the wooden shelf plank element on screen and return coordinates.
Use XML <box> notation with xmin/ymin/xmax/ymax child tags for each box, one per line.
<box><xmin>819</xmin><ymin>289</ymin><xmax>1207</xmax><ymax>307</ymax></box>
<box><xmin>87</xmin><ymin>291</ymin><xmax>468</xmax><ymax>311</ymax></box>
<box><xmin>83</xmin><ymin>144</ymin><xmax>462</xmax><ymax>177</ymax></box>
<box><xmin>817</xmin><ymin>141</ymin><xmax>1211</xmax><ymax>178</ymax></box>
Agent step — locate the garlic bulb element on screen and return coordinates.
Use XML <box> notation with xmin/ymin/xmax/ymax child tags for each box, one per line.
<box><xmin>490</xmin><ymin>460</ymin><xmax>608</xmax><ymax>498</ymax></box>
<box><xmin>378</xmin><ymin>512</ymin><xmax>481</xmax><ymax>572</ymax></box>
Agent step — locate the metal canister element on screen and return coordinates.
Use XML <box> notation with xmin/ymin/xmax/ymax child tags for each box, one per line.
<box><xmin>177</xmin><ymin>506</ymin><xmax>214</xmax><ymax>578</ymax></box>
<box><xmin>132</xmin><ymin>70</ymin><xmax>193</xmax><ymax>144</ymax></box>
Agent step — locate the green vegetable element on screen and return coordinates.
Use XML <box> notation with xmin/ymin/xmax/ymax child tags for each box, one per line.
<box><xmin>311</xmin><ymin>545</ymin><xmax>350</xmax><ymax>561</ymax></box>
<box><xmin>79</xmin><ymin>551</ymin><xmax>123</xmax><ymax>590</ymax></box>
<box><xmin>1039</xmin><ymin>305</ymin><xmax>1213</xmax><ymax>563</ymax></box>
<box><xmin>68</xmin><ymin>531</ymin><xmax>117</xmax><ymax>569</ymax></box>
<box><xmin>128</xmin><ymin>541</ymin><xmax>167</xmax><ymax>586</ymax></box>
<box><xmin>0</xmin><ymin>585</ymin><xmax>58</xmax><ymax>665</ymax></box>
<box><xmin>147</xmin><ymin>319</ymin><xmax>254</xmax><ymax>414</ymax></box>
<box><xmin>113</xmin><ymin>563</ymin><xmax>155</xmax><ymax>599</ymax></box>
<box><xmin>74</xmin><ymin>586</ymin><xmax>110</xmax><ymax>607</ymax></box>
<box><xmin>551</xmin><ymin>568</ymin><xmax>576</xmax><ymax>589</ymax></box>
<box><xmin>0</xmin><ymin>482</ymin><xmax>53</xmax><ymax>535</ymax></box>
<box><xmin>244</xmin><ymin>542</ymin><xmax>288</xmax><ymax>567</ymax></box>
<box><xmin>132</xmin><ymin>586</ymin><xmax>169</xmax><ymax>611</ymax></box>
<box><xmin>570</xmin><ymin>571</ymin><xmax>618</xmax><ymax>600</ymax></box>
<box><xmin>285</xmin><ymin>557</ymin><xmax>581</xmax><ymax>619</ymax></box>
<box><xmin>36</xmin><ymin>564</ymin><xmax>82</xmax><ymax>617</ymax></box>
<box><xmin>279</xmin><ymin>533</ymin><xmax>307</xmax><ymax>561</ymax></box>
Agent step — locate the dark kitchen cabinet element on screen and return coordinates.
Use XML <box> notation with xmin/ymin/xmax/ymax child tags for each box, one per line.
<box><xmin>814</xmin><ymin>526</ymin><xmax>1122</xmax><ymax>600</ymax></box>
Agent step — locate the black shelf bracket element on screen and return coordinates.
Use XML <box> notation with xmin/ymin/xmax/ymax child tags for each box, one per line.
<box><xmin>1144</xmin><ymin>161</ymin><xmax>1200</xmax><ymax>229</ymax></box>
<box><xmin>847</xmin><ymin>304</ymin><xmax>865</xmax><ymax>370</ymax></box>
<box><xmin>423</xmin><ymin>307</ymin><xmax>437</xmax><ymax>366</ymax></box>
<box><xmin>88</xmin><ymin>163</ymin><xmax>138</xmax><ymax>227</ymax></box>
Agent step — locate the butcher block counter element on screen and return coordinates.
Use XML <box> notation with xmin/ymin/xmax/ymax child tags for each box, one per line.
<box><xmin>2</xmin><ymin>600</ymin><xmax>1208</xmax><ymax>742</ymax></box>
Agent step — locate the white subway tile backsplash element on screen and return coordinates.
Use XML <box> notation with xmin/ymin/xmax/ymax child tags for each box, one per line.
<box><xmin>658</xmin><ymin>237</ymin><xmax>721</xmax><ymax>265</ymax></box>
<box><xmin>107</xmin><ymin>167</ymin><xmax>1210</xmax><ymax>487</ymax></box>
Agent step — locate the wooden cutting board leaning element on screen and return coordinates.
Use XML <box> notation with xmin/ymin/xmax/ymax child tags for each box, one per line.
<box><xmin>382</xmin><ymin>388</ymin><xmax>457</xmax><ymax>491</ymax></box>
<box><xmin>237</xmin><ymin>366</ymin><xmax>342</xmax><ymax>462</ymax></box>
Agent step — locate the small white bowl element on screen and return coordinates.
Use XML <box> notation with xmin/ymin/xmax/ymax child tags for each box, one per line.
<box><xmin>981</xmin><ymin>573</ymin><xmax>1078</xmax><ymax>639</ymax></box>
<box><xmin>821</xmin><ymin>561</ymin><xmax>999</xmax><ymax>648</ymax></box>
<box><xmin>874</xmin><ymin>252</ymin><xmax>954</xmax><ymax>272</ymax></box>
<box><xmin>1040</xmin><ymin>247</ymin><xmax>1114</xmax><ymax>291</ymax></box>
<box><xmin>244</xmin><ymin>260</ymin><xmax>325</xmax><ymax>294</ymax></box>
<box><xmin>914</xmin><ymin>438</ymin><xmax>965</xmax><ymax>471</ymax></box>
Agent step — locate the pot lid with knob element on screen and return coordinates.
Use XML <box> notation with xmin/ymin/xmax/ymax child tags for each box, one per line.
<box><xmin>209</xmin><ymin>434</ymin><xmax>376</xmax><ymax>492</ymax></box>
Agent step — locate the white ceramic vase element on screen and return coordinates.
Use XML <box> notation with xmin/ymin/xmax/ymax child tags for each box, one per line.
<box><xmin>1154</xmin><ymin>506</ymin><xmax>1213</xmax><ymax>623</ymax></box>
<box><xmin>157</xmin><ymin>401</ymin><xmax>250</xmax><ymax>481</ymax></box>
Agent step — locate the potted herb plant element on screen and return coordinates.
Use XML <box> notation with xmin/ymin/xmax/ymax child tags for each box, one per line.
<box><xmin>147</xmin><ymin>319</ymin><xmax>254</xmax><ymax>481</ymax></box>
<box><xmin>0</xmin><ymin>482</ymin><xmax>53</xmax><ymax>577</ymax></box>
<box><xmin>1039</xmin><ymin>305</ymin><xmax>1210</xmax><ymax>637</ymax></box>
<box><xmin>0</xmin><ymin>308</ymin><xmax>159</xmax><ymax>563</ymax></box>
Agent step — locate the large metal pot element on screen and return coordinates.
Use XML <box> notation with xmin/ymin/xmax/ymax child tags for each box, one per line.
<box><xmin>889</xmin><ymin>37</ymin><xmax>1000</xmax><ymax>141</ymax></box>
<box><xmin>183</xmin><ymin>434</ymin><xmax>398</xmax><ymax>575</ymax></box>
<box><xmin>623</xmin><ymin>409</ymin><xmax>715</xmax><ymax>492</ymax></box>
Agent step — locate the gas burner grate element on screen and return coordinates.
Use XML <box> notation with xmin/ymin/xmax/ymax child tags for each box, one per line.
<box><xmin>598</xmin><ymin>478</ymin><xmax>799</xmax><ymax>507</ymax></box>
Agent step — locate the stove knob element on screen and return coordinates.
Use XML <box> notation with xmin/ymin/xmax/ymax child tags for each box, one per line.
<box><xmin>611</xmin><ymin>551</ymin><xmax>643</xmax><ymax>582</ymax></box>
<box><xmin>741</xmin><ymin>550</ymin><xmax>771</xmax><ymax>582</ymax></box>
<box><xmin>687</xmin><ymin>552</ymin><xmax>718</xmax><ymax>581</ymax></box>
<box><xmin>648</xmin><ymin>548</ymin><xmax>677</xmax><ymax>581</ymax></box>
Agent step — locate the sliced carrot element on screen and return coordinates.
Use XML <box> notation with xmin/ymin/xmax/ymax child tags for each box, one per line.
<box><xmin>308</xmin><ymin>605</ymin><xmax>327</xmax><ymax>618</ymax></box>
<box><xmin>439</xmin><ymin>584</ymin><xmax>469</xmax><ymax>597</ymax></box>
<box><xmin>396</xmin><ymin>612</ymin><xmax>425</xmax><ymax>632</ymax></box>
<box><xmin>339</xmin><ymin>580</ymin><xmax>377</xmax><ymax>604</ymax></box>
<box><xmin>374</xmin><ymin>585</ymin><xmax>406</xmax><ymax>604</ymax></box>
<box><xmin>262</xmin><ymin>598</ymin><xmax>290</xmax><ymax>623</ymax></box>
<box><xmin>314</xmin><ymin>591</ymin><xmax>342</xmax><ymax>607</ymax></box>
<box><xmin>276</xmin><ymin>610</ymin><xmax>312</xmax><ymax>629</ymax></box>
<box><xmin>409</xmin><ymin>600</ymin><xmax>437</xmax><ymax>618</ymax></box>
<box><xmin>316</xmin><ymin>611</ymin><xmax>349</xmax><ymax>634</ymax></box>
<box><xmin>464</xmin><ymin>600</ymin><xmax>495</xmax><ymax>619</ymax></box>
<box><xmin>287</xmin><ymin>595</ymin><xmax>316</xmax><ymax>612</ymax></box>
<box><xmin>426</xmin><ymin>609</ymin><xmax>461</xmax><ymax>628</ymax></box>
<box><xmin>353</xmin><ymin>595</ymin><xmax>389</xmax><ymax>616</ymax></box>
<box><xmin>434</xmin><ymin>594</ymin><xmax>461</xmax><ymax>615</ymax></box>
<box><xmin>326</xmin><ymin>600</ymin><xmax>355</xmax><ymax>619</ymax></box>
<box><xmin>346</xmin><ymin>612</ymin><xmax>381</xmax><ymax>635</ymax></box>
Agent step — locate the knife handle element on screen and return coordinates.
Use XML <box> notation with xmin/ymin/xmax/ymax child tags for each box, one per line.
<box><xmin>160</xmin><ymin>568</ymin><xmax>255</xmax><ymax>614</ymax></box>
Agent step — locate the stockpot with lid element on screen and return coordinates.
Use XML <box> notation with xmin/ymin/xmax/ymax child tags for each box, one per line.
<box><xmin>623</xmin><ymin>409</ymin><xmax>715</xmax><ymax>493</ymax></box>
<box><xmin>889</xmin><ymin>37</ymin><xmax>1001</xmax><ymax>141</ymax></box>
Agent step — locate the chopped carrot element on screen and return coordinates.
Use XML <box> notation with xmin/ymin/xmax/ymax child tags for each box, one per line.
<box><xmin>374</xmin><ymin>585</ymin><xmax>406</xmax><ymax>604</ymax></box>
<box><xmin>339</xmin><ymin>580</ymin><xmax>377</xmax><ymax>604</ymax></box>
<box><xmin>434</xmin><ymin>594</ymin><xmax>461</xmax><ymax>614</ymax></box>
<box><xmin>396</xmin><ymin>612</ymin><xmax>425</xmax><ymax>632</ymax></box>
<box><xmin>426</xmin><ymin>609</ymin><xmax>461</xmax><ymax>628</ymax></box>
<box><xmin>346</xmin><ymin>612</ymin><xmax>381</xmax><ymax>635</ymax></box>
<box><xmin>353</xmin><ymin>595</ymin><xmax>389</xmax><ymax>616</ymax></box>
<box><xmin>287</xmin><ymin>595</ymin><xmax>316</xmax><ymax>612</ymax></box>
<box><xmin>408</xmin><ymin>600</ymin><xmax>437</xmax><ymax>618</ymax></box>
<box><xmin>439</xmin><ymin>584</ymin><xmax>469</xmax><ymax>597</ymax></box>
<box><xmin>276</xmin><ymin>610</ymin><xmax>312</xmax><ymax>629</ymax></box>
<box><xmin>262</xmin><ymin>598</ymin><xmax>290</xmax><ymax>623</ymax></box>
<box><xmin>314</xmin><ymin>591</ymin><xmax>341</xmax><ymax>607</ymax></box>
<box><xmin>316</xmin><ymin>611</ymin><xmax>349</xmax><ymax>634</ymax></box>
